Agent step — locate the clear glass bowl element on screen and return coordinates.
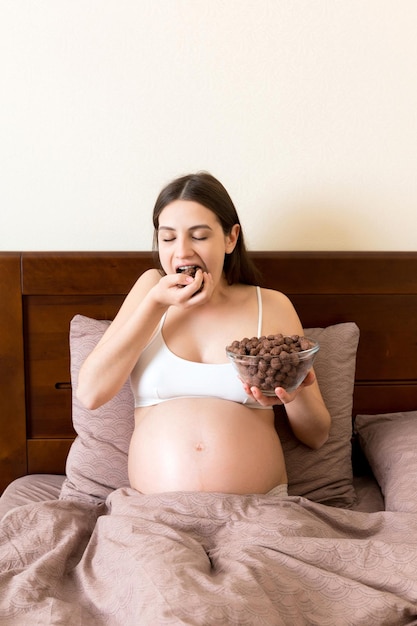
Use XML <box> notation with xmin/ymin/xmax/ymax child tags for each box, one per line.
<box><xmin>226</xmin><ymin>336</ymin><xmax>319</xmax><ymax>395</ymax></box>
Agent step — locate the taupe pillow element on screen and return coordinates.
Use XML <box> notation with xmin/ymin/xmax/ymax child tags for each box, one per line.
<box><xmin>60</xmin><ymin>315</ymin><xmax>359</xmax><ymax>508</ymax></box>
<box><xmin>60</xmin><ymin>317</ymin><xmax>133</xmax><ymax>504</ymax></box>
<box><xmin>355</xmin><ymin>411</ymin><xmax>417</xmax><ymax>512</ymax></box>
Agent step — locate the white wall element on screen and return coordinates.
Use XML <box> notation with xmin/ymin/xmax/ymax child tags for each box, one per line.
<box><xmin>1</xmin><ymin>0</ymin><xmax>417</xmax><ymax>251</ymax></box>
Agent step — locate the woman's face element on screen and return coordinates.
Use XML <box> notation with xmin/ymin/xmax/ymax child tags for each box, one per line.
<box><xmin>157</xmin><ymin>200</ymin><xmax>239</xmax><ymax>283</ymax></box>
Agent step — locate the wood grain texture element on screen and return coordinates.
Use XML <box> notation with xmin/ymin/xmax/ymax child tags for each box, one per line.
<box><xmin>0</xmin><ymin>254</ymin><xmax>27</xmax><ymax>489</ymax></box>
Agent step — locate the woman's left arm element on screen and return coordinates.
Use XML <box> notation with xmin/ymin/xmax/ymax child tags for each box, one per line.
<box><xmin>278</xmin><ymin>374</ymin><xmax>331</xmax><ymax>449</ymax></box>
<box><xmin>246</xmin><ymin>372</ymin><xmax>331</xmax><ymax>449</ymax></box>
<box><xmin>244</xmin><ymin>288</ymin><xmax>331</xmax><ymax>449</ymax></box>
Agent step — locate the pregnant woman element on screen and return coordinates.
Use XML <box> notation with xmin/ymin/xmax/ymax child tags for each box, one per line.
<box><xmin>77</xmin><ymin>172</ymin><xmax>330</xmax><ymax>495</ymax></box>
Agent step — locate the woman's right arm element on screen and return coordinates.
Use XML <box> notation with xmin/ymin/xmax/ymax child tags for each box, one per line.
<box><xmin>76</xmin><ymin>266</ymin><xmax>209</xmax><ymax>410</ymax></box>
<box><xmin>76</xmin><ymin>269</ymin><xmax>167</xmax><ymax>410</ymax></box>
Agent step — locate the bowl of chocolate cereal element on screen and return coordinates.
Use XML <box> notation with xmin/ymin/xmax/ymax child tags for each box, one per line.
<box><xmin>226</xmin><ymin>334</ymin><xmax>319</xmax><ymax>395</ymax></box>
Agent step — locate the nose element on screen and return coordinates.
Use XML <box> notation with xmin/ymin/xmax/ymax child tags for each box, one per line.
<box><xmin>175</xmin><ymin>234</ymin><xmax>193</xmax><ymax>259</ymax></box>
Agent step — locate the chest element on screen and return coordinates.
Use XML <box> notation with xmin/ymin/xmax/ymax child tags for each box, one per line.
<box><xmin>163</xmin><ymin>295</ymin><xmax>261</xmax><ymax>364</ymax></box>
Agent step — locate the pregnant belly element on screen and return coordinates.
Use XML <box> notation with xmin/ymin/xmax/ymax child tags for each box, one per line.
<box><xmin>128</xmin><ymin>398</ymin><xmax>287</xmax><ymax>494</ymax></box>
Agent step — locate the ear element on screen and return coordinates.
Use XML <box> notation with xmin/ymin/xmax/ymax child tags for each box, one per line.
<box><xmin>225</xmin><ymin>224</ymin><xmax>240</xmax><ymax>254</ymax></box>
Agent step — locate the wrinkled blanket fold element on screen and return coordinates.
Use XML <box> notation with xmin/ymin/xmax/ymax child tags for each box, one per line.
<box><xmin>1</xmin><ymin>488</ymin><xmax>417</xmax><ymax>625</ymax></box>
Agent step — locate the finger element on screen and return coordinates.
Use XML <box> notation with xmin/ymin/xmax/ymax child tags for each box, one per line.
<box><xmin>187</xmin><ymin>271</ymin><xmax>212</xmax><ymax>300</ymax></box>
<box><xmin>176</xmin><ymin>274</ymin><xmax>195</xmax><ymax>288</ymax></box>
<box><xmin>250</xmin><ymin>386</ymin><xmax>275</xmax><ymax>407</ymax></box>
<box><xmin>274</xmin><ymin>388</ymin><xmax>287</xmax><ymax>404</ymax></box>
<box><xmin>192</xmin><ymin>270</ymin><xmax>205</xmax><ymax>293</ymax></box>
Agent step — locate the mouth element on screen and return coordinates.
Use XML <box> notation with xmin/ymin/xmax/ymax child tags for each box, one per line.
<box><xmin>176</xmin><ymin>265</ymin><xmax>200</xmax><ymax>278</ymax></box>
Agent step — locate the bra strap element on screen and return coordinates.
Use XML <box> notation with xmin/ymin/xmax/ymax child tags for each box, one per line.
<box><xmin>160</xmin><ymin>311</ymin><xmax>168</xmax><ymax>330</ymax></box>
<box><xmin>256</xmin><ymin>286</ymin><xmax>262</xmax><ymax>336</ymax></box>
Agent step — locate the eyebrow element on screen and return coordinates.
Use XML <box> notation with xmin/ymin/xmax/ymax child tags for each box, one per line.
<box><xmin>158</xmin><ymin>224</ymin><xmax>213</xmax><ymax>232</ymax></box>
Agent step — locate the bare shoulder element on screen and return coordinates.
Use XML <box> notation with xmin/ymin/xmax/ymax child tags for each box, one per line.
<box><xmin>134</xmin><ymin>267</ymin><xmax>162</xmax><ymax>289</ymax></box>
<box><xmin>110</xmin><ymin>268</ymin><xmax>162</xmax><ymax>322</ymax></box>
<box><xmin>260</xmin><ymin>286</ymin><xmax>294</xmax><ymax>309</ymax></box>
<box><xmin>260</xmin><ymin>287</ymin><xmax>304</xmax><ymax>335</ymax></box>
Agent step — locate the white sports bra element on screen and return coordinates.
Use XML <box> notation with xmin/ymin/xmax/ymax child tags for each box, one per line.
<box><xmin>130</xmin><ymin>286</ymin><xmax>269</xmax><ymax>409</ymax></box>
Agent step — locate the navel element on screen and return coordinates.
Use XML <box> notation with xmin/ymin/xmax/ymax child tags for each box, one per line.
<box><xmin>195</xmin><ymin>441</ymin><xmax>205</xmax><ymax>452</ymax></box>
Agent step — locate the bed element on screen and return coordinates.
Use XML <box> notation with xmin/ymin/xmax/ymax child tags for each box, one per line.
<box><xmin>1</xmin><ymin>250</ymin><xmax>417</xmax><ymax>625</ymax></box>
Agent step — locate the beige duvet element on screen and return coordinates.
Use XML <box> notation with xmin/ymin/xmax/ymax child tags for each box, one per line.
<box><xmin>1</xmin><ymin>488</ymin><xmax>417</xmax><ymax>625</ymax></box>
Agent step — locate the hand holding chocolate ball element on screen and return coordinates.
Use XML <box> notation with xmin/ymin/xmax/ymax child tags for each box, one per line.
<box><xmin>176</xmin><ymin>265</ymin><xmax>204</xmax><ymax>295</ymax></box>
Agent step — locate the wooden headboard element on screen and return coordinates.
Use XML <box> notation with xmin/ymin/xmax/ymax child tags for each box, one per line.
<box><xmin>1</xmin><ymin>251</ymin><xmax>417</xmax><ymax>493</ymax></box>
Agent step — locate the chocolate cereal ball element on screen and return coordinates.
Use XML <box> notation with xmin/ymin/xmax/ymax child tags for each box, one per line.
<box><xmin>226</xmin><ymin>334</ymin><xmax>318</xmax><ymax>394</ymax></box>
